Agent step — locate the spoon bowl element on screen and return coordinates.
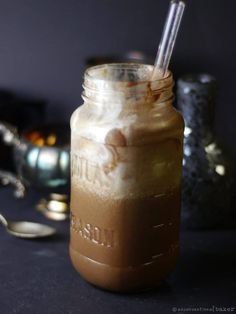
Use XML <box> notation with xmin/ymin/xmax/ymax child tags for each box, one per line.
<box><xmin>0</xmin><ymin>213</ymin><xmax>56</xmax><ymax>239</ymax></box>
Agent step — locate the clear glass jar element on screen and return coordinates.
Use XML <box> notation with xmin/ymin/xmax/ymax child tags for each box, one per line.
<box><xmin>70</xmin><ymin>63</ymin><xmax>184</xmax><ymax>292</ymax></box>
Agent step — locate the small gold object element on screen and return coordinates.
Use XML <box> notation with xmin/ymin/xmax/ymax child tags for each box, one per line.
<box><xmin>37</xmin><ymin>193</ymin><xmax>69</xmax><ymax>221</ymax></box>
<box><xmin>49</xmin><ymin>193</ymin><xmax>68</xmax><ymax>202</ymax></box>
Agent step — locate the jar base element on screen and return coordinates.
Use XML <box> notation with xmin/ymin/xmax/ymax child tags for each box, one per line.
<box><xmin>70</xmin><ymin>246</ymin><xmax>178</xmax><ymax>293</ymax></box>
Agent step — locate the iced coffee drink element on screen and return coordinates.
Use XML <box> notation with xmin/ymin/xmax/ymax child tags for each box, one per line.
<box><xmin>70</xmin><ymin>63</ymin><xmax>184</xmax><ymax>292</ymax></box>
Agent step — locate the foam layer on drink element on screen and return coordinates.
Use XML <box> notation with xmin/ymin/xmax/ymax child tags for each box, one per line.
<box><xmin>71</xmin><ymin>64</ymin><xmax>175</xmax><ymax>145</ymax></box>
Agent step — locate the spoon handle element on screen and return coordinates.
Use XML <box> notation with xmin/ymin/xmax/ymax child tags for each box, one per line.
<box><xmin>0</xmin><ymin>214</ymin><xmax>8</xmax><ymax>227</ymax></box>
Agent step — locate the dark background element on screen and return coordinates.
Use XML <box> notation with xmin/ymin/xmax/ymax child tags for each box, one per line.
<box><xmin>0</xmin><ymin>2</ymin><xmax>236</xmax><ymax>313</ymax></box>
<box><xmin>0</xmin><ymin>0</ymin><xmax>235</xmax><ymax>158</ymax></box>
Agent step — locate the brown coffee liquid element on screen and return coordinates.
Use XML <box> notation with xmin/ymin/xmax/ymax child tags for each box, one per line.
<box><xmin>70</xmin><ymin>189</ymin><xmax>180</xmax><ymax>292</ymax></box>
<box><xmin>70</xmin><ymin>136</ymin><xmax>182</xmax><ymax>292</ymax></box>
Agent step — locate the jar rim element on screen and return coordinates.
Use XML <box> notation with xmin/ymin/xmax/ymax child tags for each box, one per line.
<box><xmin>84</xmin><ymin>63</ymin><xmax>172</xmax><ymax>85</ymax></box>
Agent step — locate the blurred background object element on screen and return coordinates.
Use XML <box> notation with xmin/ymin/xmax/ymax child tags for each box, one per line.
<box><xmin>0</xmin><ymin>169</ymin><xmax>25</xmax><ymax>198</ymax></box>
<box><xmin>37</xmin><ymin>193</ymin><xmax>69</xmax><ymax>221</ymax></box>
<box><xmin>0</xmin><ymin>0</ymin><xmax>235</xmax><ymax>161</ymax></box>
<box><xmin>0</xmin><ymin>122</ymin><xmax>70</xmax><ymax>191</ymax></box>
<box><xmin>0</xmin><ymin>90</ymin><xmax>46</xmax><ymax>170</ymax></box>
<box><xmin>177</xmin><ymin>74</ymin><xmax>236</xmax><ymax>229</ymax></box>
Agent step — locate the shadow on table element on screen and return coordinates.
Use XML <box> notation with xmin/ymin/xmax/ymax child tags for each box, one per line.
<box><xmin>175</xmin><ymin>247</ymin><xmax>236</xmax><ymax>289</ymax></box>
<box><xmin>24</xmin><ymin>232</ymin><xmax>68</xmax><ymax>243</ymax></box>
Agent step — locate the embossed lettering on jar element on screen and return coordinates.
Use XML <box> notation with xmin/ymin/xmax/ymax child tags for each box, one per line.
<box><xmin>70</xmin><ymin>63</ymin><xmax>184</xmax><ymax>292</ymax></box>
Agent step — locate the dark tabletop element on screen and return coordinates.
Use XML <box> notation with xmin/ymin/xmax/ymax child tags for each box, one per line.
<box><xmin>0</xmin><ymin>186</ymin><xmax>235</xmax><ymax>314</ymax></box>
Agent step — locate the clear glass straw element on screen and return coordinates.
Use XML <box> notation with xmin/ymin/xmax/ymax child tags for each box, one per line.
<box><xmin>151</xmin><ymin>0</ymin><xmax>186</xmax><ymax>80</ymax></box>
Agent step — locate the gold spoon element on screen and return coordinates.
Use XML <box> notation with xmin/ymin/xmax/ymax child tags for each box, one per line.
<box><xmin>0</xmin><ymin>213</ymin><xmax>56</xmax><ymax>239</ymax></box>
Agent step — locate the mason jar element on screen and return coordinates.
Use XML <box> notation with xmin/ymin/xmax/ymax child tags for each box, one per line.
<box><xmin>70</xmin><ymin>63</ymin><xmax>184</xmax><ymax>292</ymax></box>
